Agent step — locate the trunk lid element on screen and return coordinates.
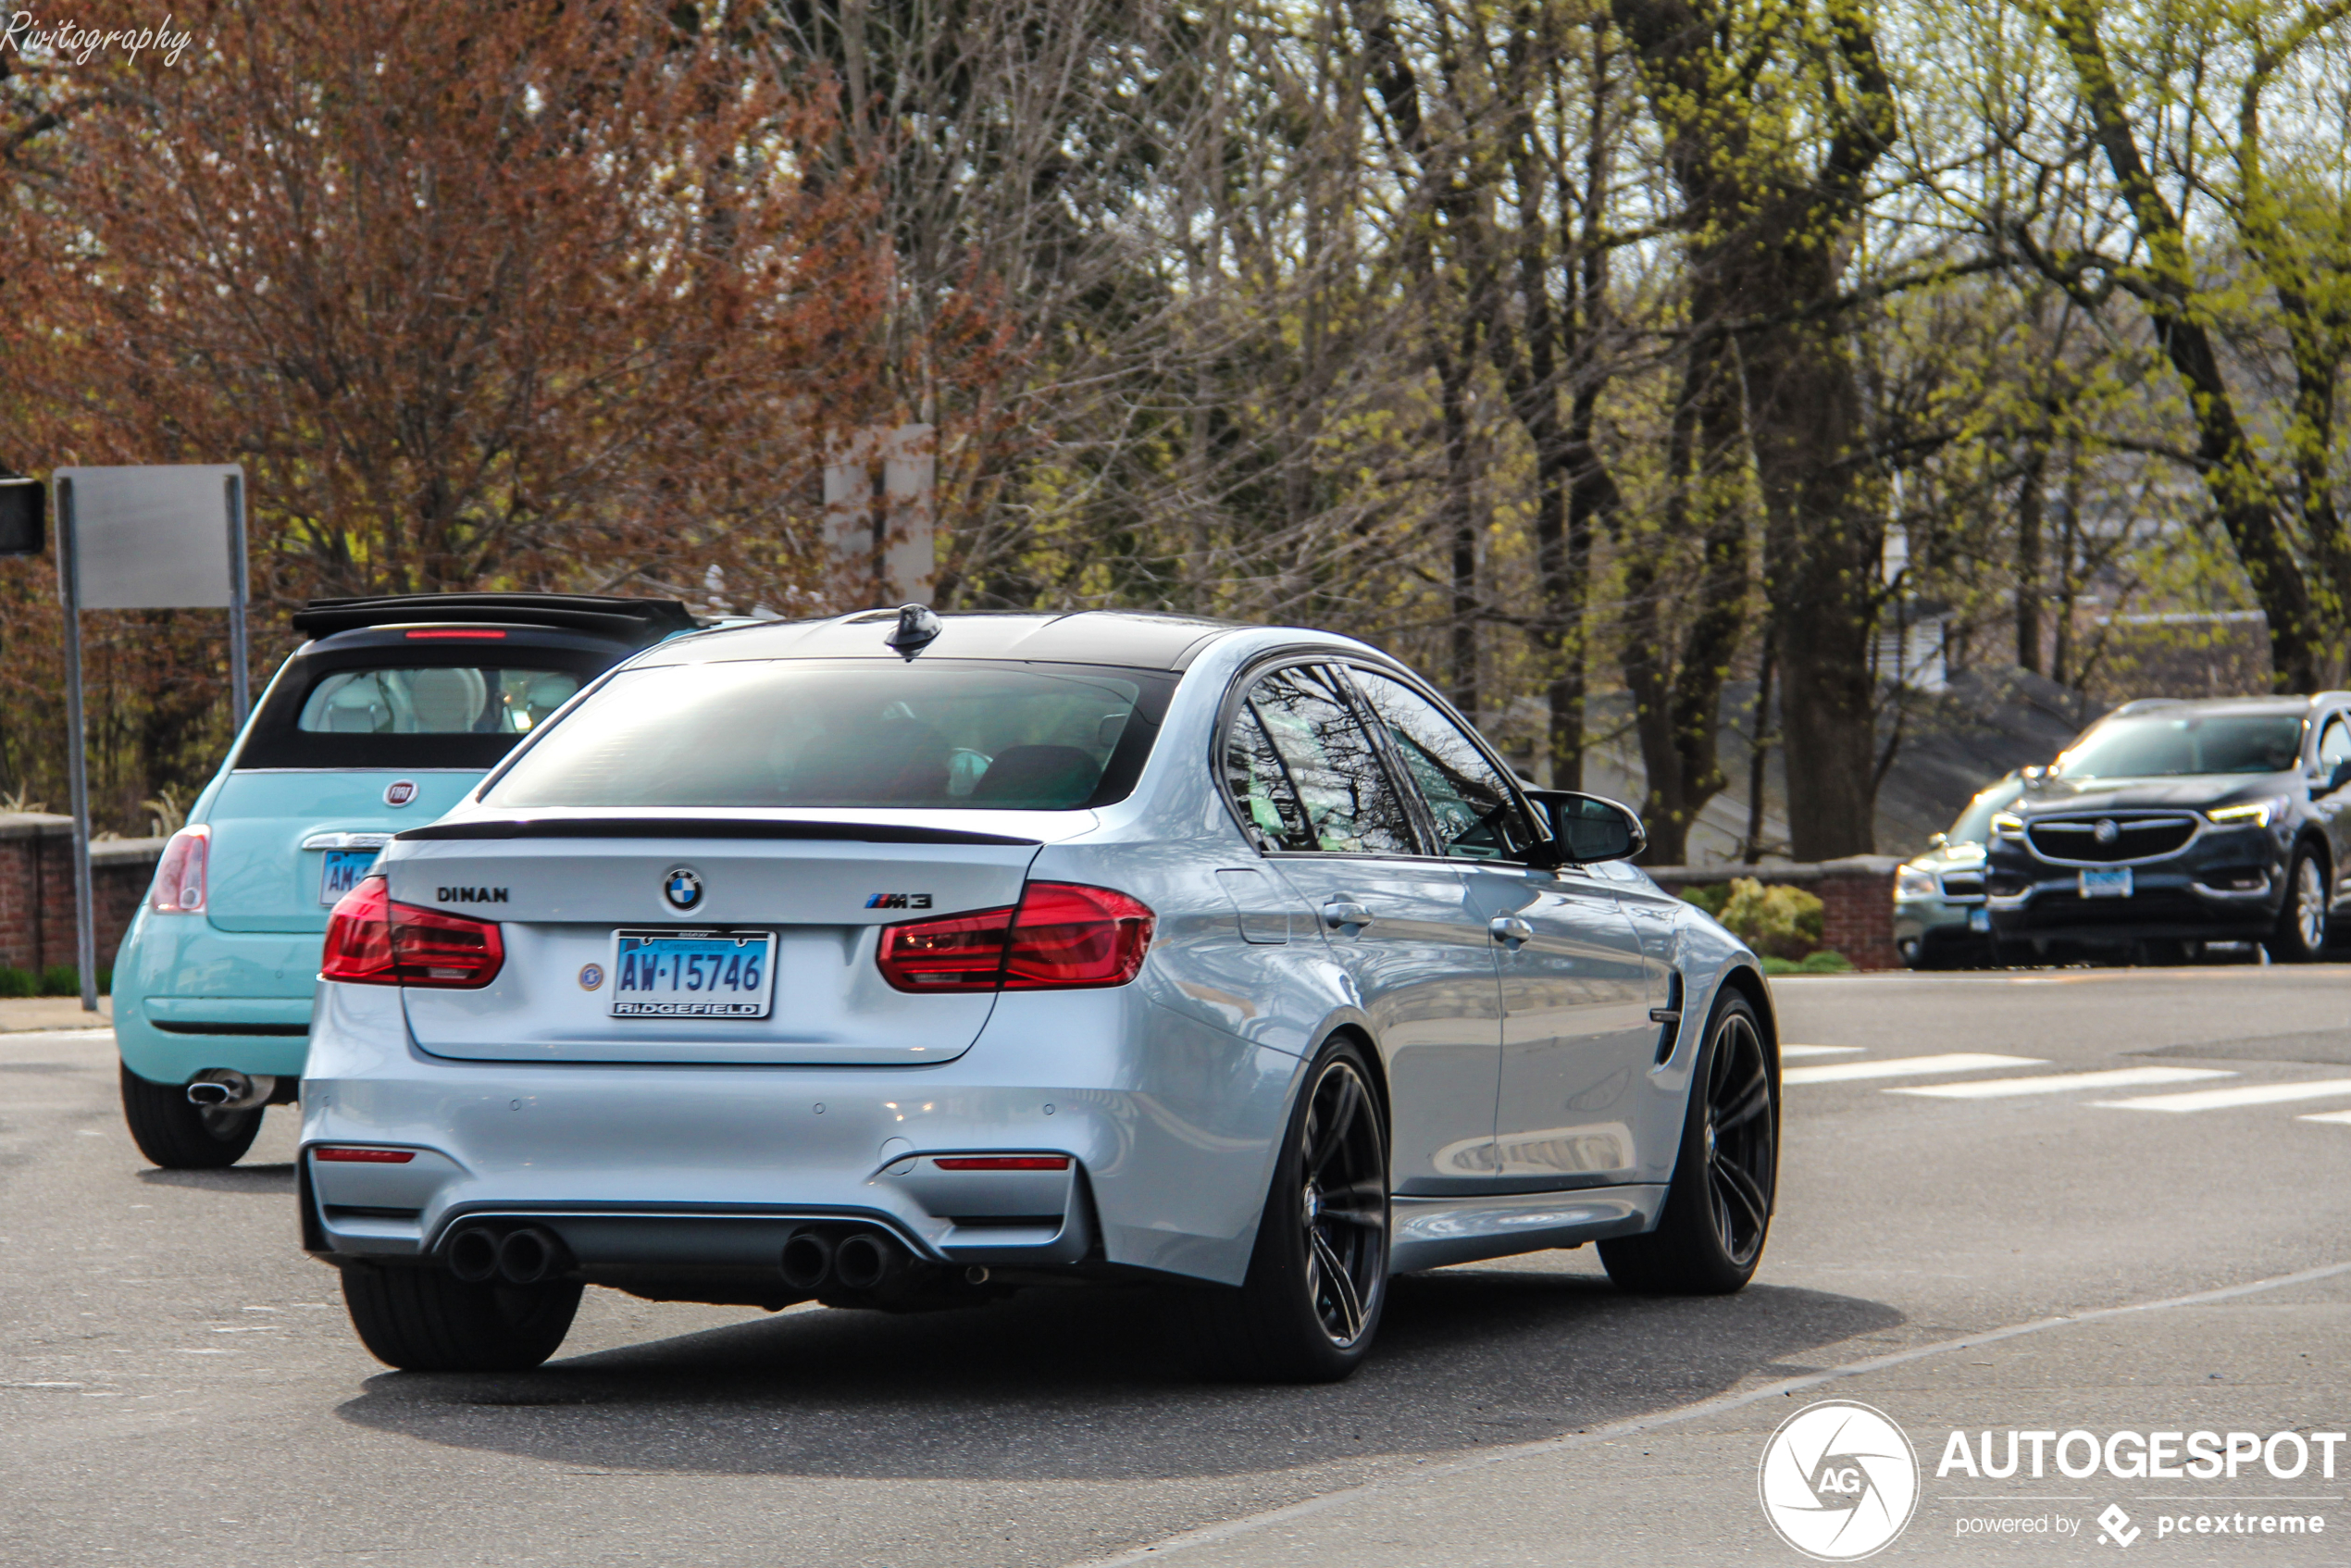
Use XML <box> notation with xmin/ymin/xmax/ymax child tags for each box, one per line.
<box><xmin>387</xmin><ymin>824</ymin><xmax>1042</xmax><ymax>1065</ymax></box>
<box><xmin>205</xmin><ymin>769</ymin><xmax>484</xmax><ymax>933</ymax></box>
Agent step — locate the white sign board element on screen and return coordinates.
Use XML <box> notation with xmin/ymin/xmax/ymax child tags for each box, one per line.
<box><xmin>53</xmin><ymin>465</ymin><xmax>243</xmax><ymax>608</ymax></box>
<box><xmin>822</xmin><ymin>426</ymin><xmax>935</xmax><ymax>607</ymax></box>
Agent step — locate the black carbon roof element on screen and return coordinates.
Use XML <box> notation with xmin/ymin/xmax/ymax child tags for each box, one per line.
<box><xmin>645</xmin><ymin>609</ymin><xmax>1248</xmax><ymax>671</ymax></box>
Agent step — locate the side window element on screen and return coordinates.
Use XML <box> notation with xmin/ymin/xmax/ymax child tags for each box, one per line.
<box><xmin>1350</xmin><ymin>669</ymin><xmax>1536</xmax><ymax>862</ymax></box>
<box><xmin>2320</xmin><ymin>717</ymin><xmax>2351</xmax><ymax>771</ymax></box>
<box><xmin>1225</xmin><ymin>666</ymin><xmax>1417</xmax><ymax>855</ymax></box>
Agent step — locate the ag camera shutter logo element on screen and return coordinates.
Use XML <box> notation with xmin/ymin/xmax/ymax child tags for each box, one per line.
<box><xmin>1759</xmin><ymin>1400</ymin><xmax>1921</xmax><ymax>1560</ymax></box>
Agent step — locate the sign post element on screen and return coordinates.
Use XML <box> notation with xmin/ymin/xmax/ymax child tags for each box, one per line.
<box><xmin>51</xmin><ymin>465</ymin><xmax>249</xmax><ymax>1012</ymax></box>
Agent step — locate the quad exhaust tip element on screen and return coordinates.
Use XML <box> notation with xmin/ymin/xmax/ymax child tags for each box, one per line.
<box><xmin>778</xmin><ymin>1227</ymin><xmax>910</xmax><ymax>1294</ymax></box>
<box><xmin>445</xmin><ymin>1224</ymin><xmax>568</xmax><ymax>1287</ymax></box>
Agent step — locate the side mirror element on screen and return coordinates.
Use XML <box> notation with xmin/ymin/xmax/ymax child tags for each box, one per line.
<box><xmin>1525</xmin><ymin>790</ymin><xmax>1647</xmax><ymax>865</ymax></box>
<box><xmin>1927</xmin><ymin>831</ymin><xmax>1948</xmax><ymax>850</ymax></box>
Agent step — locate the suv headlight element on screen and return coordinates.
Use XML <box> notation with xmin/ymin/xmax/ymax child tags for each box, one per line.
<box><xmin>2207</xmin><ymin>796</ymin><xmax>2288</xmax><ymax>828</ymax></box>
<box><xmin>1990</xmin><ymin>812</ymin><xmax>2025</xmax><ymax>838</ymax></box>
<box><xmin>1894</xmin><ymin>866</ymin><xmax>1940</xmax><ymax>901</ymax></box>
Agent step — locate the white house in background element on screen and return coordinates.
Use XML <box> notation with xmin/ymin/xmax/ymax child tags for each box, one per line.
<box><xmin>1873</xmin><ymin>599</ymin><xmax>1952</xmax><ymax>692</ymax></box>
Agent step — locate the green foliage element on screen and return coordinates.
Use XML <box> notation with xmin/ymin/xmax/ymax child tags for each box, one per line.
<box><xmin>1679</xmin><ymin>883</ymin><xmax>1731</xmax><ymax>917</ymax></box>
<box><xmin>1713</xmin><ymin>877</ymin><xmax>1826</xmax><ymax>961</ymax></box>
<box><xmin>0</xmin><ymin>966</ymin><xmax>35</xmax><ymax>997</ymax></box>
<box><xmin>1760</xmin><ymin>950</ymin><xmax>1857</xmax><ymax>976</ymax></box>
<box><xmin>38</xmin><ymin>964</ymin><xmax>79</xmax><ymax>997</ymax></box>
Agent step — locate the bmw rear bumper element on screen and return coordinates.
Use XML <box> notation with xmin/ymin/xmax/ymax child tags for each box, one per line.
<box><xmin>298</xmin><ymin>978</ymin><xmax>1299</xmax><ymax>1289</ymax></box>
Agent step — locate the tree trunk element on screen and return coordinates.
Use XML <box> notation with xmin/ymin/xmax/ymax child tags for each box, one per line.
<box><xmin>2016</xmin><ymin>445</ymin><xmax>2044</xmax><ymax>674</ymax></box>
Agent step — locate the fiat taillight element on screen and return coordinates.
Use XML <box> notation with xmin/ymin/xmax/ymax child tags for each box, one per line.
<box><xmin>876</xmin><ymin>882</ymin><xmax>1154</xmax><ymax>992</ymax></box>
<box><xmin>320</xmin><ymin>875</ymin><xmax>504</xmax><ymax>989</ymax></box>
<box><xmin>149</xmin><ymin>825</ymin><xmax>209</xmax><ymax>913</ymax></box>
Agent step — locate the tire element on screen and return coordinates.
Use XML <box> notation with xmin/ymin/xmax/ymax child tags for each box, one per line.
<box><xmin>1599</xmin><ymin>991</ymin><xmax>1776</xmax><ymax>1295</ymax></box>
<box><xmin>118</xmin><ymin>1063</ymin><xmax>263</xmax><ymax>1169</ymax></box>
<box><xmin>340</xmin><ymin>1260</ymin><xmax>582</xmax><ymax>1373</ymax></box>
<box><xmin>1185</xmin><ymin>1037</ymin><xmax>1389</xmax><ymax>1383</ymax></box>
<box><xmin>2265</xmin><ymin>844</ymin><xmax>2331</xmax><ymax>964</ymax></box>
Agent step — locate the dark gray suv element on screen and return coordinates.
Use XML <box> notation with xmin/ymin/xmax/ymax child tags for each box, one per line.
<box><xmin>1985</xmin><ymin>694</ymin><xmax>2351</xmax><ymax>963</ymax></box>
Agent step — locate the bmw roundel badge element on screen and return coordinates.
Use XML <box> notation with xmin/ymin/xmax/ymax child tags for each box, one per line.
<box><xmin>663</xmin><ymin>866</ymin><xmax>703</xmax><ymax>911</ymax></box>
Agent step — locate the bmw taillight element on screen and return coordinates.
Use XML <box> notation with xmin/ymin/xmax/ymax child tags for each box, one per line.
<box><xmin>320</xmin><ymin>875</ymin><xmax>504</xmax><ymax>989</ymax></box>
<box><xmin>876</xmin><ymin>882</ymin><xmax>1154</xmax><ymax>992</ymax></box>
<box><xmin>149</xmin><ymin>825</ymin><xmax>209</xmax><ymax>913</ymax></box>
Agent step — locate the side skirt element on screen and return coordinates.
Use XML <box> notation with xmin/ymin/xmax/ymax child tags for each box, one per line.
<box><xmin>1388</xmin><ymin>1184</ymin><xmax>1667</xmax><ymax>1274</ymax></box>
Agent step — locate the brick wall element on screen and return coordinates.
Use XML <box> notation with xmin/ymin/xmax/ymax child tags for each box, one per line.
<box><xmin>1644</xmin><ymin>856</ymin><xmax>1904</xmax><ymax>971</ymax></box>
<box><xmin>0</xmin><ymin>813</ymin><xmax>166</xmax><ymax>975</ymax></box>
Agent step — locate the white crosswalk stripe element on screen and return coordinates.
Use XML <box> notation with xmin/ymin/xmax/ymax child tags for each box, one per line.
<box><xmin>1782</xmin><ymin>1044</ymin><xmax>1865</xmax><ymax>1059</ymax></box>
<box><xmin>1784</xmin><ymin>1052</ymin><xmax>2045</xmax><ymax>1086</ymax></box>
<box><xmin>2295</xmin><ymin>1109</ymin><xmax>2351</xmax><ymax>1126</ymax></box>
<box><xmin>1888</xmin><ymin>1066</ymin><xmax>2233</xmax><ymax>1100</ymax></box>
<box><xmin>2096</xmin><ymin>1078</ymin><xmax>2351</xmax><ymax>1114</ymax></box>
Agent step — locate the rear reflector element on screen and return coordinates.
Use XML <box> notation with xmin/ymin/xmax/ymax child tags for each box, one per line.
<box><xmin>404</xmin><ymin>628</ymin><xmax>506</xmax><ymax>640</ymax></box>
<box><xmin>932</xmin><ymin>1155</ymin><xmax>1073</xmax><ymax>1171</ymax></box>
<box><xmin>876</xmin><ymin>882</ymin><xmax>1154</xmax><ymax>992</ymax></box>
<box><xmin>312</xmin><ymin>1147</ymin><xmax>416</xmax><ymax>1164</ymax></box>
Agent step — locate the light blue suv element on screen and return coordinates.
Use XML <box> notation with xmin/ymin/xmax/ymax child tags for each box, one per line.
<box><xmin>116</xmin><ymin>592</ymin><xmax>694</xmax><ymax>1168</ymax></box>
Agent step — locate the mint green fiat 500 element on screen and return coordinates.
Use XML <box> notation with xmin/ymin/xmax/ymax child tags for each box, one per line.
<box><xmin>116</xmin><ymin>593</ymin><xmax>693</xmax><ymax>1167</ymax></box>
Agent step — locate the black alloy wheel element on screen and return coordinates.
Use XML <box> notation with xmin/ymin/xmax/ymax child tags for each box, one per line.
<box><xmin>1186</xmin><ymin>1039</ymin><xmax>1389</xmax><ymax>1382</ymax></box>
<box><xmin>1297</xmin><ymin>1053</ymin><xmax>1388</xmax><ymax>1348</ymax></box>
<box><xmin>1697</xmin><ymin>1002</ymin><xmax>1775</xmax><ymax>1266</ymax></box>
<box><xmin>1599</xmin><ymin>992</ymin><xmax>1776</xmax><ymax>1294</ymax></box>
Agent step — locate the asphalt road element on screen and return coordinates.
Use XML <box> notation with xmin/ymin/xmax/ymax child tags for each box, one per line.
<box><xmin>6</xmin><ymin>968</ymin><xmax>2351</xmax><ymax>1566</ymax></box>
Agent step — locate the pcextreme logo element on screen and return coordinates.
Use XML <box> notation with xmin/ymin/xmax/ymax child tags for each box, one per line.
<box><xmin>1760</xmin><ymin>1400</ymin><xmax>1922</xmax><ymax>1561</ymax></box>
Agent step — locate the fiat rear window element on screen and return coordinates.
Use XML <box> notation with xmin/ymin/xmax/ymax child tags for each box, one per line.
<box><xmin>483</xmin><ymin>660</ymin><xmax>1169</xmax><ymax>811</ymax></box>
<box><xmin>297</xmin><ymin>667</ymin><xmax>581</xmax><ymax>735</ymax></box>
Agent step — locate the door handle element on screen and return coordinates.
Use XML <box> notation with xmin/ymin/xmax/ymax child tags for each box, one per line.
<box><xmin>1323</xmin><ymin>901</ymin><xmax>1375</xmax><ymax>931</ymax></box>
<box><xmin>1488</xmin><ymin>915</ymin><xmax>1535</xmax><ymax>948</ymax></box>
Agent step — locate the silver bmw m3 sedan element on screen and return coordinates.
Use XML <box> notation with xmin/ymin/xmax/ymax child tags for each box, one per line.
<box><xmin>299</xmin><ymin>608</ymin><xmax>1779</xmax><ymax>1382</ymax></box>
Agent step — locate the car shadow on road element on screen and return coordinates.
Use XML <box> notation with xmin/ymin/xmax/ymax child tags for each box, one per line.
<box><xmin>136</xmin><ymin>1161</ymin><xmax>296</xmax><ymax>1193</ymax></box>
<box><xmin>333</xmin><ymin>1262</ymin><xmax>1904</xmax><ymax>1481</ymax></box>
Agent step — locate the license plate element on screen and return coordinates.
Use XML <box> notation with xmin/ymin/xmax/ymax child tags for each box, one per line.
<box><xmin>2078</xmin><ymin>868</ymin><xmax>2134</xmax><ymax>899</ymax></box>
<box><xmin>319</xmin><ymin>849</ymin><xmax>379</xmax><ymax>905</ymax></box>
<box><xmin>1969</xmin><ymin>907</ymin><xmax>1992</xmax><ymax>932</ymax></box>
<box><xmin>608</xmin><ymin>929</ymin><xmax>777</xmax><ymax>1018</ymax></box>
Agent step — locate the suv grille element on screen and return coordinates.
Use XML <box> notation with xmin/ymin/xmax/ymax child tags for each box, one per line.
<box><xmin>2024</xmin><ymin>814</ymin><xmax>2198</xmax><ymax>865</ymax></box>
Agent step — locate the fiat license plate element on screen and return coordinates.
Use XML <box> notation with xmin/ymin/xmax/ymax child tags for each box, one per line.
<box><xmin>2078</xmin><ymin>867</ymin><xmax>2133</xmax><ymax>899</ymax></box>
<box><xmin>319</xmin><ymin>849</ymin><xmax>379</xmax><ymax>905</ymax></box>
<box><xmin>609</xmin><ymin>929</ymin><xmax>777</xmax><ymax>1018</ymax></box>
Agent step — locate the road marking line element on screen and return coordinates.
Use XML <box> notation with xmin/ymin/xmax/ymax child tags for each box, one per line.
<box><xmin>1889</xmin><ymin>1066</ymin><xmax>2235</xmax><ymax>1100</ymax></box>
<box><xmin>1785</xmin><ymin>1052</ymin><xmax>2043</xmax><ymax>1085</ymax></box>
<box><xmin>2295</xmin><ymin>1109</ymin><xmax>2351</xmax><ymax>1126</ymax></box>
<box><xmin>1781</xmin><ymin>1045</ymin><xmax>1864</xmax><ymax>1059</ymax></box>
<box><xmin>1065</xmin><ymin>1258</ymin><xmax>2351</xmax><ymax>1568</ymax></box>
<box><xmin>2096</xmin><ymin>1078</ymin><xmax>2351</xmax><ymax>1114</ymax></box>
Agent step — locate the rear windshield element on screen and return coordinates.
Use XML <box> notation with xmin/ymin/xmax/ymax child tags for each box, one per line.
<box><xmin>483</xmin><ymin>660</ymin><xmax>1171</xmax><ymax>811</ymax></box>
<box><xmin>299</xmin><ymin>667</ymin><xmax>580</xmax><ymax>735</ymax></box>
<box><xmin>233</xmin><ymin>649</ymin><xmax>616</xmax><ymax>771</ymax></box>
<box><xmin>2055</xmin><ymin>714</ymin><xmax>2305</xmax><ymax>779</ymax></box>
